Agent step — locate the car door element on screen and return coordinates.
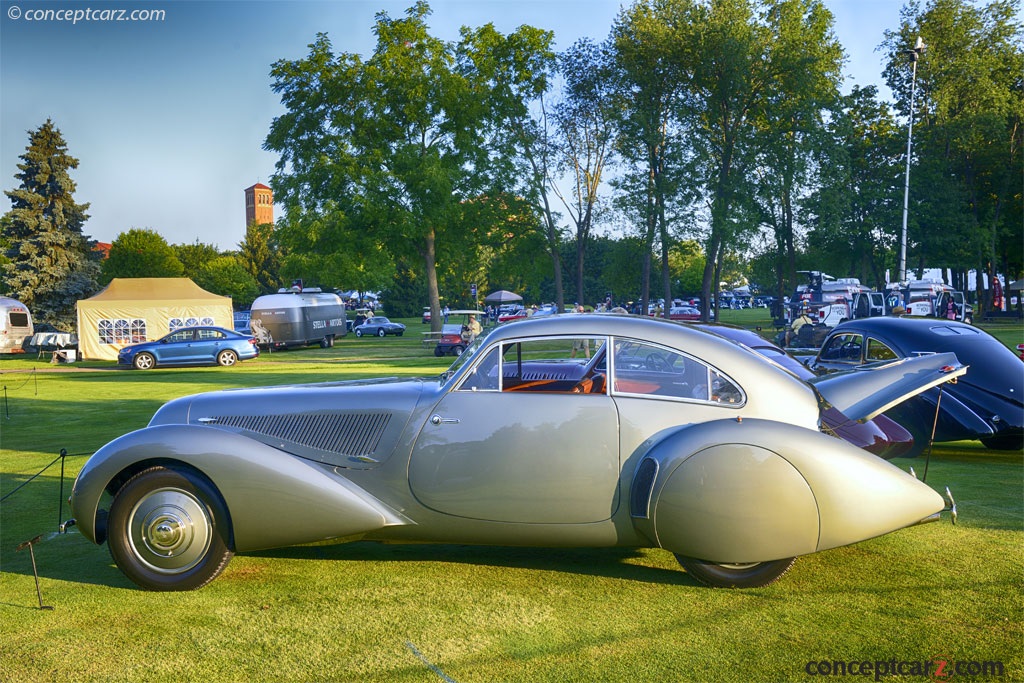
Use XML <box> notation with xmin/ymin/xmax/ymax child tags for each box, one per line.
<box><xmin>155</xmin><ymin>329</ymin><xmax>196</xmax><ymax>364</ymax></box>
<box><xmin>195</xmin><ymin>328</ymin><xmax>226</xmax><ymax>363</ymax></box>
<box><xmin>409</xmin><ymin>336</ymin><xmax>619</xmax><ymax>524</ymax></box>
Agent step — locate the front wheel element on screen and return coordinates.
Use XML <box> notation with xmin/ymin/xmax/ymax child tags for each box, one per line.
<box><xmin>217</xmin><ymin>349</ymin><xmax>237</xmax><ymax>367</ymax></box>
<box><xmin>377</xmin><ymin>328</ymin><xmax>386</xmax><ymax>337</ymax></box>
<box><xmin>355</xmin><ymin>330</ymin><xmax>363</xmax><ymax>337</ymax></box>
<box><xmin>675</xmin><ymin>555</ymin><xmax>796</xmax><ymax>588</ymax></box>
<box><xmin>107</xmin><ymin>466</ymin><xmax>233</xmax><ymax>591</ymax></box>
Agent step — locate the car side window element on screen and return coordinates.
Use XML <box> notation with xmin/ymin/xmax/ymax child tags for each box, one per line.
<box><xmin>610</xmin><ymin>339</ymin><xmax>744</xmax><ymax>405</ymax></box>
<box><xmin>865</xmin><ymin>338</ymin><xmax>898</xmax><ymax>362</ymax></box>
<box><xmin>167</xmin><ymin>330</ymin><xmax>193</xmax><ymax>343</ymax></box>
<box><xmin>456</xmin><ymin>337</ymin><xmax>606</xmax><ymax>394</ymax></box>
<box><xmin>820</xmin><ymin>333</ymin><xmax>863</xmax><ymax>363</ymax></box>
<box><xmin>197</xmin><ymin>329</ymin><xmax>225</xmax><ymax>340</ymax></box>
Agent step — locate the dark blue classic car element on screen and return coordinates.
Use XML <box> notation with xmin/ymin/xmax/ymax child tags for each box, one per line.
<box><xmin>808</xmin><ymin>318</ymin><xmax>1023</xmax><ymax>454</ymax></box>
<box><xmin>118</xmin><ymin>326</ymin><xmax>259</xmax><ymax>370</ymax></box>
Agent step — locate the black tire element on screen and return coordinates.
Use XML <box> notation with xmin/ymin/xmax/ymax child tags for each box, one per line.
<box><xmin>355</xmin><ymin>330</ymin><xmax>363</xmax><ymax>338</ymax></box>
<box><xmin>107</xmin><ymin>466</ymin><xmax>233</xmax><ymax>591</ymax></box>
<box><xmin>216</xmin><ymin>349</ymin><xmax>238</xmax><ymax>367</ymax></box>
<box><xmin>981</xmin><ymin>434</ymin><xmax>1024</xmax><ymax>451</ymax></box>
<box><xmin>434</xmin><ymin>346</ymin><xmax>444</xmax><ymax>357</ymax></box>
<box><xmin>320</xmin><ymin>337</ymin><xmax>329</xmax><ymax>348</ymax></box>
<box><xmin>133</xmin><ymin>352</ymin><xmax>156</xmax><ymax>370</ymax></box>
<box><xmin>377</xmin><ymin>328</ymin><xmax>386</xmax><ymax>337</ymax></box>
<box><xmin>453</xmin><ymin>345</ymin><xmax>465</xmax><ymax>356</ymax></box>
<box><xmin>675</xmin><ymin>555</ymin><xmax>796</xmax><ymax>588</ymax></box>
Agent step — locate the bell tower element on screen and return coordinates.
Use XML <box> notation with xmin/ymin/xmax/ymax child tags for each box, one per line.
<box><xmin>244</xmin><ymin>183</ymin><xmax>273</xmax><ymax>226</ymax></box>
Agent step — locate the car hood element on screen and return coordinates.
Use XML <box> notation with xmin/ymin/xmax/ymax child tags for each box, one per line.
<box><xmin>149</xmin><ymin>376</ymin><xmax>434</xmax><ymax>468</ymax></box>
<box><xmin>808</xmin><ymin>352</ymin><xmax>967</xmax><ymax>423</ymax></box>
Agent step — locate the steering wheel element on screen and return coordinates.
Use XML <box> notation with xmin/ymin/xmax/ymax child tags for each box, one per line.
<box><xmin>645</xmin><ymin>353</ymin><xmax>670</xmax><ymax>372</ymax></box>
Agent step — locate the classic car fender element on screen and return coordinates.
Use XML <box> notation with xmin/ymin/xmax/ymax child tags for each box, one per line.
<box><xmin>71</xmin><ymin>424</ymin><xmax>409</xmax><ymax>552</ymax></box>
<box><xmin>629</xmin><ymin>419</ymin><xmax>944</xmax><ymax>563</ymax></box>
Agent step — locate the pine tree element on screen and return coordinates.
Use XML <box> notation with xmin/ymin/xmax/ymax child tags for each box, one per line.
<box><xmin>238</xmin><ymin>221</ymin><xmax>283</xmax><ymax>294</ymax></box>
<box><xmin>2</xmin><ymin>119</ymin><xmax>99</xmax><ymax>329</ymax></box>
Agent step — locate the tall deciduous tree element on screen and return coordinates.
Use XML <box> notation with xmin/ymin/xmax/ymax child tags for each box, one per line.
<box><xmin>882</xmin><ymin>0</ymin><xmax>1023</xmax><ymax>308</ymax></box>
<box><xmin>101</xmin><ymin>228</ymin><xmax>184</xmax><ymax>283</ymax></box>
<box><xmin>611</xmin><ymin>0</ymin><xmax>695</xmax><ymax>317</ymax></box>
<box><xmin>195</xmin><ymin>256</ymin><xmax>260</xmax><ymax>308</ymax></box>
<box><xmin>2</xmin><ymin>119</ymin><xmax>100</xmax><ymax>329</ymax></box>
<box><xmin>553</xmin><ymin>38</ymin><xmax>618</xmax><ymax>306</ymax></box>
<box><xmin>265</xmin><ymin>2</ymin><xmax>554</xmax><ymax>331</ymax></box>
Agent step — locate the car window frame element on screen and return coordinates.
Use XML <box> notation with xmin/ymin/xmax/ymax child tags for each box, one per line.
<box><xmin>453</xmin><ymin>334</ymin><xmax>608</xmax><ymax>394</ymax></box>
<box><xmin>608</xmin><ymin>337</ymin><xmax>746</xmax><ymax>407</ymax></box>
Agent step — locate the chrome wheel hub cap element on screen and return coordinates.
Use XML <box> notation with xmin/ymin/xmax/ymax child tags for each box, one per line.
<box><xmin>129</xmin><ymin>487</ymin><xmax>212</xmax><ymax>574</ymax></box>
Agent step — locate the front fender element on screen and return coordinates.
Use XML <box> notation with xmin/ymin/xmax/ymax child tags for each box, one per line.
<box><xmin>71</xmin><ymin>424</ymin><xmax>409</xmax><ymax>552</ymax></box>
<box><xmin>630</xmin><ymin>419</ymin><xmax>944</xmax><ymax>563</ymax></box>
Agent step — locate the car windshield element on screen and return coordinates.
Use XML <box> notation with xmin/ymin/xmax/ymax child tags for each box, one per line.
<box><xmin>439</xmin><ymin>336</ymin><xmax>487</xmax><ymax>386</ymax></box>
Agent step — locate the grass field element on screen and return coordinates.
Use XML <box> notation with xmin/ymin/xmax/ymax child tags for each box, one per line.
<box><xmin>1</xmin><ymin>315</ymin><xmax>1021</xmax><ymax>682</ymax></box>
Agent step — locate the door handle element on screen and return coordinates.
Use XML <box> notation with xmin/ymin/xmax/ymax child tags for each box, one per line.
<box><xmin>430</xmin><ymin>414</ymin><xmax>460</xmax><ymax>425</ymax></box>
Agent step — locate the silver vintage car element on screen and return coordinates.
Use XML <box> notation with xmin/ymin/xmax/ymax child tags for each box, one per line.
<box><xmin>69</xmin><ymin>314</ymin><xmax>961</xmax><ymax>590</ymax></box>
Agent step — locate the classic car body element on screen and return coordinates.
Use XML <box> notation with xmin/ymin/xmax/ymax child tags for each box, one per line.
<box><xmin>808</xmin><ymin>318</ymin><xmax>1023</xmax><ymax>454</ymax></box>
<box><xmin>353</xmin><ymin>316</ymin><xmax>406</xmax><ymax>338</ymax></box>
<box><xmin>70</xmin><ymin>314</ymin><xmax>960</xmax><ymax>591</ymax></box>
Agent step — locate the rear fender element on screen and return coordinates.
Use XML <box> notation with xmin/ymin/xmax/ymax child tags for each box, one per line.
<box><xmin>630</xmin><ymin>419</ymin><xmax>944</xmax><ymax>563</ymax></box>
<box><xmin>71</xmin><ymin>425</ymin><xmax>408</xmax><ymax>552</ymax></box>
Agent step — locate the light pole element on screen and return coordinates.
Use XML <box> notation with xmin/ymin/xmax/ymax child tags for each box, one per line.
<box><xmin>899</xmin><ymin>36</ymin><xmax>925</xmax><ymax>283</ymax></box>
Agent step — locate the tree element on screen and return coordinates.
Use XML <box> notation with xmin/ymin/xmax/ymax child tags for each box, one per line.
<box><xmin>195</xmin><ymin>256</ymin><xmax>260</xmax><ymax>307</ymax></box>
<box><xmin>2</xmin><ymin>119</ymin><xmax>99</xmax><ymax>329</ymax></box>
<box><xmin>101</xmin><ymin>228</ymin><xmax>184</xmax><ymax>283</ymax></box>
<box><xmin>882</xmin><ymin>0</ymin><xmax>1023</xmax><ymax>307</ymax></box>
<box><xmin>265</xmin><ymin>2</ymin><xmax>554</xmax><ymax>332</ymax></box>
<box><xmin>173</xmin><ymin>241</ymin><xmax>220</xmax><ymax>277</ymax></box>
<box><xmin>238</xmin><ymin>222</ymin><xmax>283</xmax><ymax>294</ymax></box>
<box><xmin>749</xmin><ymin>0</ymin><xmax>844</xmax><ymax>302</ymax></box>
<box><xmin>552</xmin><ymin>38</ymin><xmax>618</xmax><ymax>306</ymax></box>
<box><xmin>611</xmin><ymin>0</ymin><xmax>696</xmax><ymax>317</ymax></box>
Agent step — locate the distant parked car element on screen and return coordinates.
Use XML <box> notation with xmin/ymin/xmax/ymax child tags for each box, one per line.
<box><xmin>354</xmin><ymin>316</ymin><xmax>406</xmax><ymax>338</ymax></box>
<box><xmin>118</xmin><ymin>326</ymin><xmax>259</xmax><ymax>370</ymax></box>
<box><xmin>422</xmin><ymin>307</ymin><xmax>431</xmax><ymax>324</ymax></box>
<box><xmin>667</xmin><ymin>305</ymin><xmax>701</xmax><ymax>321</ymax></box>
<box><xmin>808</xmin><ymin>317</ymin><xmax>1024</xmax><ymax>454</ymax></box>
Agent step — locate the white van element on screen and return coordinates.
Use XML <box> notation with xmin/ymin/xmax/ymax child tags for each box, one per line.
<box><xmin>0</xmin><ymin>297</ymin><xmax>34</xmax><ymax>354</ymax></box>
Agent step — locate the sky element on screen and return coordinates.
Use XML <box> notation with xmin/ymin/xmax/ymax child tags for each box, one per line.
<box><xmin>0</xmin><ymin>0</ymin><xmax>909</xmax><ymax>252</ymax></box>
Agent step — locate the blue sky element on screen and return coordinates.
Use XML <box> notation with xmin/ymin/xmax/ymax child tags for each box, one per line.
<box><xmin>1</xmin><ymin>0</ymin><xmax>907</xmax><ymax>251</ymax></box>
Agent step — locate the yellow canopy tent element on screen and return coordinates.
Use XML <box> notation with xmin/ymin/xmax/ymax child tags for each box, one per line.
<box><xmin>77</xmin><ymin>278</ymin><xmax>233</xmax><ymax>361</ymax></box>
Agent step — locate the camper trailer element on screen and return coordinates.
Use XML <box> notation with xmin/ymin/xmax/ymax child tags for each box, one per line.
<box><xmin>0</xmin><ymin>297</ymin><xmax>34</xmax><ymax>354</ymax></box>
<box><xmin>249</xmin><ymin>288</ymin><xmax>348</xmax><ymax>349</ymax></box>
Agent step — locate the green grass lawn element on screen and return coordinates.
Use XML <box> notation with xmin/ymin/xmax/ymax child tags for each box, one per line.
<box><xmin>1</xmin><ymin>322</ymin><xmax>1021</xmax><ymax>682</ymax></box>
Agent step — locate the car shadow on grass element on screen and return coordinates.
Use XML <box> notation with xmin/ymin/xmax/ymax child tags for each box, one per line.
<box><xmin>250</xmin><ymin>541</ymin><xmax>698</xmax><ymax>586</ymax></box>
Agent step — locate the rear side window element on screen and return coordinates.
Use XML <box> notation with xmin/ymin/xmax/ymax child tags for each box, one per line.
<box><xmin>611</xmin><ymin>339</ymin><xmax>744</xmax><ymax>406</ymax></box>
<box><xmin>866</xmin><ymin>338</ymin><xmax>898</xmax><ymax>362</ymax></box>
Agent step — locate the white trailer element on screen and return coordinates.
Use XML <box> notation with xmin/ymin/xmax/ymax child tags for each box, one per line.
<box><xmin>0</xmin><ymin>297</ymin><xmax>34</xmax><ymax>354</ymax></box>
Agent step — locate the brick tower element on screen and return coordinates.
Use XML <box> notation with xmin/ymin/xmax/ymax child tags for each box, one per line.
<box><xmin>244</xmin><ymin>183</ymin><xmax>273</xmax><ymax>226</ymax></box>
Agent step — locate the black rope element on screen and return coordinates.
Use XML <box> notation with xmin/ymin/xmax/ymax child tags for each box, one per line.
<box><xmin>1</xmin><ymin>448</ymin><xmax>92</xmax><ymax>503</ymax></box>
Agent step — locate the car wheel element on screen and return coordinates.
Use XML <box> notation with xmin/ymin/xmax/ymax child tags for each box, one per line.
<box><xmin>434</xmin><ymin>346</ymin><xmax>444</xmax><ymax>357</ymax></box>
<box><xmin>397</xmin><ymin>331</ymin><xmax>404</xmax><ymax>337</ymax></box>
<box><xmin>453</xmin><ymin>345</ymin><xmax>465</xmax><ymax>356</ymax></box>
<box><xmin>355</xmin><ymin>330</ymin><xmax>363</xmax><ymax>337</ymax></box>
<box><xmin>217</xmin><ymin>350</ymin><xmax>238</xmax><ymax>367</ymax></box>
<box><xmin>133</xmin><ymin>352</ymin><xmax>155</xmax><ymax>370</ymax></box>
<box><xmin>675</xmin><ymin>555</ymin><xmax>796</xmax><ymax>588</ymax></box>
<box><xmin>107</xmin><ymin>466</ymin><xmax>233</xmax><ymax>591</ymax></box>
<box><xmin>377</xmin><ymin>328</ymin><xmax>386</xmax><ymax>337</ymax></box>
